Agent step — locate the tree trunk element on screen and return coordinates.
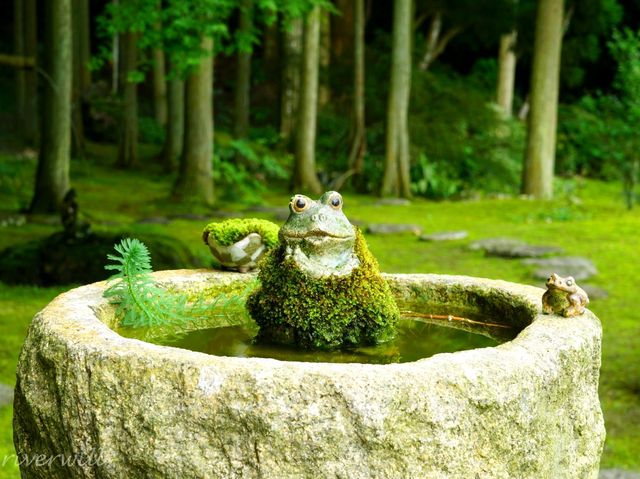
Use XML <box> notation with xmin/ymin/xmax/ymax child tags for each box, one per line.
<box><xmin>14</xmin><ymin>0</ymin><xmax>38</xmax><ymax>145</ymax></box>
<box><xmin>78</xmin><ymin>0</ymin><xmax>90</xmax><ymax>90</ymax></box>
<box><xmin>318</xmin><ymin>9</ymin><xmax>331</xmax><ymax>107</ymax></box>
<box><xmin>496</xmin><ymin>30</ymin><xmax>517</xmax><ymax>118</ymax></box>
<box><xmin>29</xmin><ymin>0</ymin><xmax>72</xmax><ymax>213</ymax></box>
<box><xmin>348</xmin><ymin>0</ymin><xmax>366</xmax><ymax>180</ymax></box>
<box><xmin>173</xmin><ymin>38</ymin><xmax>214</xmax><ymax>205</ymax></box>
<box><xmin>331</xmin><ymin>0</ymin><xmax>354</xmax><ymax>67</ymax></box>
<box><xmin>293</xmin><ymin>7</ymin><xmax>323</xmax><ymax>194</ymax></box>
<box><xmin>152</xmin><ymin>6</ymin><xmax>167</xmax><ymax>127</ymax></box>
<box><xmin>234</xmin><ymin>0</ymin><xmax>252</xmax><ymax>140</ymax></box>
<box><xmin>419</xmin><ymin>12</ymin><xmax>462</xmax><ymax>72</ymax></box>
<box><xmin>71</xmin><ymin>0</ymin><xmax>88</xmax><ymax>159</ymax></box>
<box><xmin>280</xmin><ymin>18</ymin><xmax>303</xmax><ymax>142</ymax></box>
<box><xmin>116</xmin><ymin>31</ymin><xmax>139</xmax><ymax>168</ymax></box>
<box><xmin>381</xmin><ymin>0</ymin><xmax>412</xmax><ymax>198</ymax></box>
<box><xmin>162</xmin><ymin>76</ymin><xmax>184</xmax><ymax>172</ymax></box>
<box><xmin>14</xmin><ymin>0</ymin><xmax>26</xmax><ymax>139</ymax></box>
<box><xmin>522</xmin><ymin>0</ymin><xmax>564</xmax><ymax>199</ymax></box>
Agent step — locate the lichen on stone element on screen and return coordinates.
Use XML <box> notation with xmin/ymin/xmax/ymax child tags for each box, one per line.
<box><xmin>202</xmin><ymin>218</ymin><xmax>280</xmax><ymax>247</ymax></box>
<box><xmin>246</xmin><ymin>229</ymin><xmax>400</xmax><ymax>350</ymax></box>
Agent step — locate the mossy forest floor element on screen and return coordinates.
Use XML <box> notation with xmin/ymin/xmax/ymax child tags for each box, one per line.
<box><xmin>1</xmin><ymin>144</ymin><xmax>639</xmax><ymax>477</ymax></box>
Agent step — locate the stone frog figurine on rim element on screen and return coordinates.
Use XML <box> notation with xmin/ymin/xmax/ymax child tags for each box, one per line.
<box><xmin>542</xmin><ymin>273</ymin><xmax>590</xmax><ymax>317</ymax></box>
<box><xmin>247</xmin><ymin>191</ymin><xmax>400</xmax><ymax>350</ymax></box>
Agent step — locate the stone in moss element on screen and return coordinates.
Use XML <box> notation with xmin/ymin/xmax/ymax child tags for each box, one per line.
<box><xmin>246</xmin><ymin>229</ymin><xmax>400</xmax><ymax>350</ymax></box>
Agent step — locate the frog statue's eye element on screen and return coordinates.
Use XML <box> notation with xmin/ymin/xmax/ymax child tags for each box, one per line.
<box><xmin>329</xmin><ymin>193</ymin><xmax>343</xmax><ymax>210</ymax></box>
<box><xmin>291</xmin><ymin>195</ymin><xmax>311</xmax><ymax>213</ymax></box>
<box><xmin>566</xmin><ymin>278</ymin><xmax>574</xmax><ymax>286</ymax></box>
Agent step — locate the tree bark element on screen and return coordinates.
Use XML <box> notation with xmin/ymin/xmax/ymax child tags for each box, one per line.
<box><xmin>162</xmin><ymin>76</ymin><xmax>184</xmax><ymax>172</ymax></box>
<box><xmin>331</xmin><ymin>0</ymin><xmax>354</xmax><ymax>67</ymax></box>
<box><xmin>418</xmin><ymin>12</ymin><xmax>462</xmax><ymax>71</ymax></box>
<box><xmin>152</xmin><ymin>7</ymin><xmax>167</xmax><ymax>127</ymax></box>
<box><xmin>29</xmin><ymin>0</ymin><xmax>72</xmax><ymax>213</ymax></box>
<box><xmin>71</xmin><ymin>0</ymin><xmax>88</xmax><ymax>158</ymax></box>
<box><xmin>522</xmin><ymin>0</ymin><xmax>564</xmax><ymax>199</ymax></box>
<box><xmin>280</xmin><ymin>18</ymin><xmax>303</xmax><ymax>142</ymax></box>
<box><xmin>496</xmin><ymin>30</ymin><xmax>517</xmax><ymax>118</ymax></box>
<box><xmin>348</xmin><ymin>0</ymin><xmax>366</xmax><ymax>180</ymax></box>
<box><xmin>116</xmin><ymin>31</ymin><xmax>139</xmax><ymax>168</ymax></box>
<box><xmin>293</xmin><ymin>7</ymin><xmax>323</xmax><ymax>194</ymax></box>
<box><xmin>382</xmin><ymin>0</ymin><xmax>412</xmax><ymax>198</ymax></box>
<box><xmin>318</xmin><ymin>9</ymin><xmax>331</xmax><ymax>107</ymax></box>
<box><xmin>173</xmin><ymin>38</ymin><xmax>214</xmax><ymax>205</ymax></box>
<box><xmin>14</xmin><ymin>0</ymin><xmax>38</xmax><ymax>145</ymax></box>
<box><xmin>234</xmin><ymin>0</ymin><xmax>252</xmax><ymax>140</ymax></box>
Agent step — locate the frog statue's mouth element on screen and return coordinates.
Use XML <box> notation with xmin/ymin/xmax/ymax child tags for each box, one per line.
<box><xmin>282</xmin><ymin>229</ymin><xmax>354</xmax><ymax>241</ymax></box>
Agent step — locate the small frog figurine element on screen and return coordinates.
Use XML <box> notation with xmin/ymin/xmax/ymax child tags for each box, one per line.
<box><xmin>542</xmin><ymin>273</ymin><xmax>589</xmax><ymax>317</ymax></box>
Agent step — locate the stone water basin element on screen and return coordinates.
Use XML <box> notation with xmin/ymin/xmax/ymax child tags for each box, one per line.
<box><xmin>13</xmin><ymin>270</ymin><xmax>605</xmax><ymax>478</ymax></box>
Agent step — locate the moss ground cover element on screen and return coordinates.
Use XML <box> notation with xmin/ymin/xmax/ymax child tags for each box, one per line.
<box><xmin>0</xmin><ymin>149</ymin><xmax>638</xmax><ymax>476</ymax></box>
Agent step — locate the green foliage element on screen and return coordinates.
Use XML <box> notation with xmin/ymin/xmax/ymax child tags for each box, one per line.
<box><xmin>246</xmin><ymin>229</ymin><xmax>400</xmax><ymax>350</ymax></box>
<box><xmin>202</xmin><ymin>218</ymin><xmax>280</xmax><ymax>247</ymax></box>
<box><xmin>411</xmin><ymin>154</ymin><xmax>461</xmax><ymax>199</ymax></box>
<box><xmin>213</xmin><ymin>137</ymin><xmax>288</xmax><ymax>203</ymax></box>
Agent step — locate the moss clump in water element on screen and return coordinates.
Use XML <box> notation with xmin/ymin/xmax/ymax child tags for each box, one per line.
<box><xmin>246</xmin><ymin>229</ymin><xmax>400</xmax><ymax>350</ymax></box>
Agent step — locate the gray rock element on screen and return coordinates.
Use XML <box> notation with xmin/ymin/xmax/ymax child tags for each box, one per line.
<box><xmin>419</xmin><ymin>230</ymin><xmax>468</xmax><ymax>242</ymax></box>
<box><xmin>581</xmin><ymin>284</ymin><xmax>609</xmax><ymax>300</ymax></box>
<box><xmin>14</xmin><ymin>271</ymin><xmax>605</xmax><ymax>479</ymax></box>
<box><xmin>599</xmin><ymin>470</ymin><xmax>640</xmax><ymax>479</ymax></box>
<box><xmin>366</xmin><ymin>223</ymin><xmax>422</xmax><ymax>235</ymax></box>
<box><xmin>0</xmin><ymin>383</ymin><xmax>13</xmax><ymax>407</ymax></box>
<box><xmin>136</xmin><ymin>216</ymin><xmax>171</xmax><ymax>225</ymax></box>
<box><xmin>524</xmin><ymin>256</ymin><xmax>598</xmax><ymax>281</ymax></box>
<box><xmin>0</xmin><ymin>213</ymin><xmax>27</xmax><ymax>227</ymax></box>
<box><xmin>374</xmin><ymin>198</ymin><xmax>411</xmax><ymax>206</ymax></box>
<box><xmin>469</xmin><ymin>237</ymin><xmax>563</xmax><ymax>258</ymax></box>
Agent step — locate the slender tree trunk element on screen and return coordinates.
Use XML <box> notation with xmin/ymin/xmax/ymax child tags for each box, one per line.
<box><xmin>293</xmin><ymin>7</ymin><xmax>323</xmax><ymax>194</ymax></box>
<box><xmin>382</xmin><ymin>0</ymin><xmax>412</xmax><ymax>198</ymax></box>
<box><xmin>348</xmin><ymin>0</ymin><xmax>366</xmax><ymax>179</ymax></box>
<box><xmin>152</xmin><ymin>7</ymin><xmax>167</xmax><ymax>127</ymax></box>
<box><xmin>331</xmin><ymin>0</ymin><xmax>354</xmax><ymax>67</ymax></box>
<box><xmin>14</xmin><ymin>0</ymin><xmax>26</xmax><ymax>139</ymax></box>
<box><xmin>173</xmin><ymin>38</ymin><xmax>214</xmax><ymax>205</ymax></box>
<box><xmin>318</xmin><ymin>9</ymin><xmax>331</xmax><ymax>107</ymax></box>
<box><xmin>116</xmin><ymin>31</ymin><xmax>139</xmax><ymax>168</ymax></box>
<box><xmin>29</xmin><ymin>0</ymin><xmax>72</xmax><ymax>213</ymax></box>
<box><xmin>419</xmin><ymin>12</ymin><xmax>462</xmax><ymax>71</ymax></box>
<box><xmin>78</xmin><ymin>0</ymin><xmax>90</xmax><ymax>90</ymax></box>
<box><xmin>263</xmin><ymin>18</ymin><xmax>280</xmax><ymax>114</ymax></box>
<box><xmin>23</xmin><ymin>0</ymin><xmax>38</xmax><ymax>145</ymax></box>
<box><xmin>496</xmin><ymin>30</ymin><xmax>517</xmax><ymax>117</ymax></box>
<box><xmin>162</xmin><ymin>76</ymin><xmax>184</xmax><ymax>172</ymax></box>
<box><xmin>280</xmin><ymin>18</ymin><xmax>303</xmax><ymax>142</ymax></box>
<box><xmin>71</xmin><ymin>0</ymin><xmax>87</xmax><ymax>158</ymax></box>
<box><xmin>523</xmin><ymin>0</ymin><xmax>564</xmax><ymax>199</ymax></box>
<box><xmin>111</xmin><ymin>0</ymin><xmax>119</xmax><ymax>94</ymax></box>
<box><xmin>234</xmin><ymin>0</ymin><xmax>252</xmax><ymax>140</ymax></box>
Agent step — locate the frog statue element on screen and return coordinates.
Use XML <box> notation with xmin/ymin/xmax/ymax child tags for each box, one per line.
<box><xmin>542</xmin><ymin>273</ymin><xmax>590</xmax><ymax>318</ymax></box>
<box><xmin>246</xmin><ymin>191</ymin><xmax>400</xmax><ymax>350</ymax></box>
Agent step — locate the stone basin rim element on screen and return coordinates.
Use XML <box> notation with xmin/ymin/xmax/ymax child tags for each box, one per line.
<box><xmin>37</xmin><ymin>269</ymin><xmax>597</xmax><ymax>369</ymax></box>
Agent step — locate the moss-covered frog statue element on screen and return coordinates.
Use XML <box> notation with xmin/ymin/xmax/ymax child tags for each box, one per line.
<box><xmin>542</xmin><ymin>273</ymin><xmax>589</xmax><ymax>317</ymax></box>
<box><xmin>246</xmin><ymin>191</ymin><xmax>400</xmax><ymax>350</ymax></box>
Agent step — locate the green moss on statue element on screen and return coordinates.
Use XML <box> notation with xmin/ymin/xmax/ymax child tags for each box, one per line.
<box><xmin>246</xmin><ymin>192</ymin><xmax>399</xmax><ymax>350</ymax></box>
<box><xmin>202</xmin><ymin>218</ymin><xmax>280</xmax><ymax>248</ymax></box>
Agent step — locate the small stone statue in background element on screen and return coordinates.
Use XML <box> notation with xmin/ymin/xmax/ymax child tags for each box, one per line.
<box><xmin>60</xmin><ymin>189</ymin><xmax>91</xmax><ymax>241</ymax></box>
<box><xmin>542</xmin><ymin>273</ymin><xmax>589</xmax><ymax>317</ymax></box>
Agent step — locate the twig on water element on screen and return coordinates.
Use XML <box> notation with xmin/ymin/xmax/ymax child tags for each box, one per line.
<box><xmin>401</xmin><ymin>311</ymin><xmax>511</xmax><ymax>330</ymax></box>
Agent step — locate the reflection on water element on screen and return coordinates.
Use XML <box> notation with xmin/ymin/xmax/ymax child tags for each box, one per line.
<box><xmin>144</xmin><ymin>315</ymin><xmax>507</xmax><ymax>364</ymax></box>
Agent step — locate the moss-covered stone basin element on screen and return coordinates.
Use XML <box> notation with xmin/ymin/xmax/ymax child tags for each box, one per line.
<box><xmin>14</xmin><ymin>270</ymin><xmax>605</xmax><ymax>478</ymax></box>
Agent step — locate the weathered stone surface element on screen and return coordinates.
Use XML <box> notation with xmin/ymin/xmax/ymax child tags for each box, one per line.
<box><xmin>419</xmin><ymin>230</ymin><xmax>468</xmax><ymax>242</ymax></box>
<box><xmin>599</xmin><ymin>470</ymin><xmax>640</xmax><ymax>479</ymax></box>
<box><xmin>365</xmin><ymin>223</ymin><xmax>422</xmax><ymax>235</ymax></box>
<box><xmin>524</xmin><ymin>256</ymin><xmax>598</xmax><ymax>281</ymax></box>
<box><xmin>14</xmin><ymin>271</ymin><xmax>605</xmax><ymax>479</ymax></box>
<box><xmin>0</xmin><ymin>383</ymin><xmax>13</xmax><ymax>407</ymax></box>
<box><xmin>469</xmin><ymin>237</ymin><xmax>563</xmax><ymax>258</ymax></box>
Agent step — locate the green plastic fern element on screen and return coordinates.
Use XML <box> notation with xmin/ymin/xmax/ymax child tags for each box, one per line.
<box><xmin>104</xmin><ymin>238</ymin><xmax>198</xmax><ymax>328</ymax></box>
